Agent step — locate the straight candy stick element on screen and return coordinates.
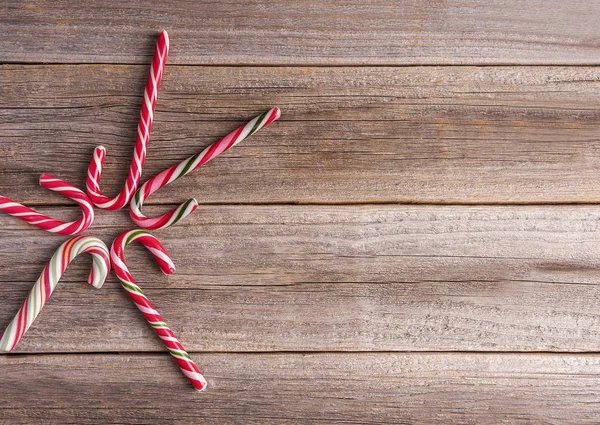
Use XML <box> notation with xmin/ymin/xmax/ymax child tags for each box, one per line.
<box><xmin>130</xmin><ymin>107</ymin><xmax>280</xmax><ymax>230</ymax></box>
<box><xmin>0</xmin><ymin>236</ymin><xmax>110</xmax><ymax>352</ymax></box>
<box><xmin>87</xmin><ymin>30</ymin><xmax>170</xmax><ymax>210</ymax></box>
<box><xmin>0</xmin><ymin>173</ymin><xmax>94</xmax><ymax>235</ymax></box>
<box><xmin>111</xmin><ymin>229</ymin><xmax>207</xmax><ymax>391</ymax></box>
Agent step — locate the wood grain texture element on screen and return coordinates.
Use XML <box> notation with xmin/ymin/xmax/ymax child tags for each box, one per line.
<box><xmin>2</xmin><ymin>1</ymin><xmax>600</xmax><ymax>65</ymax></box>
<box><xmin>4</xmin><ymin>2</ymin><xmax>600</xmax><ymax>422</ymax></box>
<box><xmin>2</xmin><ymin>352</ymin><xmax>600</xmax><ymax>424</ymax></box>
<box><xmin>2</xmin><ymin>65</ymin><xmax>600</xmax><ymax>204</ymax></box>
<box><xmin>2</xmin><ymin>205</ymin><xmax>600</xmax><ymax>353</ymax></box>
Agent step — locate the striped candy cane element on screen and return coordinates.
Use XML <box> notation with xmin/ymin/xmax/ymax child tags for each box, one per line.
<box><xmin>87</xmin><ymin>30</ymin><xmax>170</xmax><ymax>210</ymax></box>
<box><xmin>0</xmin><ymin>173</ymin><xmax>94</xmax><ymax>235</ymax></box>
<box><xmin>0</xmin><ymin>236</ymin><xmax>110</xmax><ymax>352</ymax></box>
<box><xmin>130</xmin><ymin>107</ymin><xmax>280</xmax><ymax>230</ymax></box>
<box><xmin>111</xmin><ymin>229</ymin><xmax>207</xmax><ymax>391</ymax></box>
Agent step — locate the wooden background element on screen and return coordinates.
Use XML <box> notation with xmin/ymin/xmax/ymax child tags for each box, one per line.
<box><xmin>2</xmin><ymin>1</ymin><xmax>600</xmax><ymax>423</ymax></box>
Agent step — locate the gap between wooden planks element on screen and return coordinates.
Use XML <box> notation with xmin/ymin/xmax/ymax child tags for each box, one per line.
<box><xmin>2</xmin><ymin>0</ymin><xmax>600</xmax><ymax>65</ymax></box>
<box><xmin>1</xmin><ymin>205</ymin><xmax>600</xmax><ymax>353</ymax></box>
<box><xmin>2</xmin><ymin>65</ymin><xmax>600</xmax><ymax>204</ymax></box>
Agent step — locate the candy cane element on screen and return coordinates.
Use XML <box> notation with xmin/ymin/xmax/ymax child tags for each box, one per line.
<box><xmin>130</xmin><ymin>107</ymin><xmax>280</xmax><ymax>230</ymax></box>
<box><xmin>86</xmin><ymin>30</ymin><xmax>170</xmax><ymax>210</ymax></box>
<box><xmin>0</xmin><ymin>236</ymin><xmax>110</xmax><ymax>352</ymax></box>
<box><xmin>111</xmin><ymin>229</ymin><xmax>207</xmax><ymax>391</ymax></box>
<box><xmin>0</xmin><ymin>173</ymin><xmax>94</xmax><ymax>235</ymax></box>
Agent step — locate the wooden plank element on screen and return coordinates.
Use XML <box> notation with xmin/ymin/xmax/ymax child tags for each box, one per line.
<box><xmin>2</xmin><ymin>352</ymin><xmax>600</xmax><ymax>424</ymax></box>
<box><xmin>2</xmin><ymin>1</ymin><xmax>600</xmax><ymax>65</ymax></box>
<box><xmin>3</xmin><ymin>205</ymin><xmax>600</xmax><ymax>353</ymax></box>
<box><xmin>2</xmin><ymin>65</ymin><xmax>600</xmax><ymax>204</ymax></box>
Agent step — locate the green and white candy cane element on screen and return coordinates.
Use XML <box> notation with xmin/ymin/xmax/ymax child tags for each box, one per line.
<box><xmin>0</xmin><ymin>236</ymin><xmax>110</xmax><ymax>352</ymax></box>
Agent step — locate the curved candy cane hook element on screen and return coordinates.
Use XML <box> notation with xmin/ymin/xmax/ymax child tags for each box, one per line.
<box><xmin>129</xmin><ymin>107</ymin><xmax>280</xmax><ymax>230</ymax></box>
<box><xmin>86</xmin><ymin>30</ymin><xmax>170</xmax><ymax>210</ymax></box>
<box><xmin>111</xmin><ymin>229</ymin><xmax>207</xmax><ymax>391</ymax></box>
<box><xmin>0</xmin><ymin>173</ymin><xmax>95</xmax><ymax>235</ymax></box>
<box><xmin>0</xmin><ymin>236</ymin><xmax>110</xmax><ymax>352</ymax></box>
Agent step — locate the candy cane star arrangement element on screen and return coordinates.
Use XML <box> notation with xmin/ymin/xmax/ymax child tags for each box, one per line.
<box><xmin>0</xmin><ymin>30</ymin><xmax>280</xmax><ymax>391</ymax></box>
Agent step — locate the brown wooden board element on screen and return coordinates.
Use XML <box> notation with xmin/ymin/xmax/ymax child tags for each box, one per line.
<box><xmin>2</xmin><ymin>1</ymin><xmax>600</xmax><ymax>65</ymax></box>
<box><xmin>2</xmin><ymin>65</ymin><xmax>600</xmax><ymax>204</ymax></box>
<box><xmin>2</xmin><ymin>205</ymin><xmax>600</xmax><ymax>353</ymax></box>
<box><xmin>2</xmin><ymin>352</ymin><xmax>600</xmax><ymax>424</ymax></box>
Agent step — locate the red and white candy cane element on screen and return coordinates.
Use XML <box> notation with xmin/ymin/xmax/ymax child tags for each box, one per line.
<box><xmin>111</xmin><ymin>229</ymin><xmax>207</xmax><ymax>391</ymax></box>
<box><xmin>86</xmin><ymin>30</ymin><xmax>170</xmax><ymax>210</ymax></box>
<box><xmin>130</xmin><ymin>107</ymin><xmax>280</xmax><ymax>230</ymax></box>
<box><xmin>0</xmin><ymin>173</ymin><xmax>94</xmax><ymax>235</ymax></box>
<box><xmin>0</xmin><ymin>236</ymin><xmax>110</xmax><ymax>352</ymax></box>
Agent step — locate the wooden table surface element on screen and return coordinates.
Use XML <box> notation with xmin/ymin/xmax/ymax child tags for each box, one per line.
<box><xmin>3</xmin><ymin>1</ymin><xmax>600</xmax><ymax>423</ymax></box>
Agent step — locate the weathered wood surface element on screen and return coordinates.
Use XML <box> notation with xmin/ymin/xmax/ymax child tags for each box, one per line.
<box><xmin>3</xmin><ymin>205</ymin><xmax>600</xmax><ymax>353</ymax></box>
<box><xmin>3</xmin><ymin>1</ymin><xmax>600</xmax><ymax>65</ymax></box>
<box><xmin>3</xmin><ymin>2</ymin><xmax>600</xmax><ymax>422</ymax></box>
<box><xmin>2</xmin><ymin>65</ymin><xmax>600</xmax><ymax>204</ymax></box>
<box><xmin>2</xmin><ymin>352</ymin><xmax>600</xmax><ymax>424</ymax></box>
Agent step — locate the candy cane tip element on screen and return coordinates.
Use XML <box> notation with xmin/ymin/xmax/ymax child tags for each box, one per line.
<box><xmin>160</xmin><ymin>30</ymin><xmax>170</xmax><ymax>47</ymax></box>
<box><xmin>156</xmin><ymin>260</ymin><xmax>176</xmax><ymax>275</ymax></box>
<box><xmin>196</xmin><ymin>376</ymin><xmax>208</xmax><ymax>391</ymax></box>
<box><xmin>272</xmin><ymin>107</ymin><xmax>281</xmax><ymax>119</ymax></box>
<box><xmin>187</xmin><ymin>199</ymin><xmax>200</xmax><ymax>215</ymax></box>
<box><xmin>39</xmin><ymin>173</ymin><xmax>55</xmax><ymax>181</ymax></box>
